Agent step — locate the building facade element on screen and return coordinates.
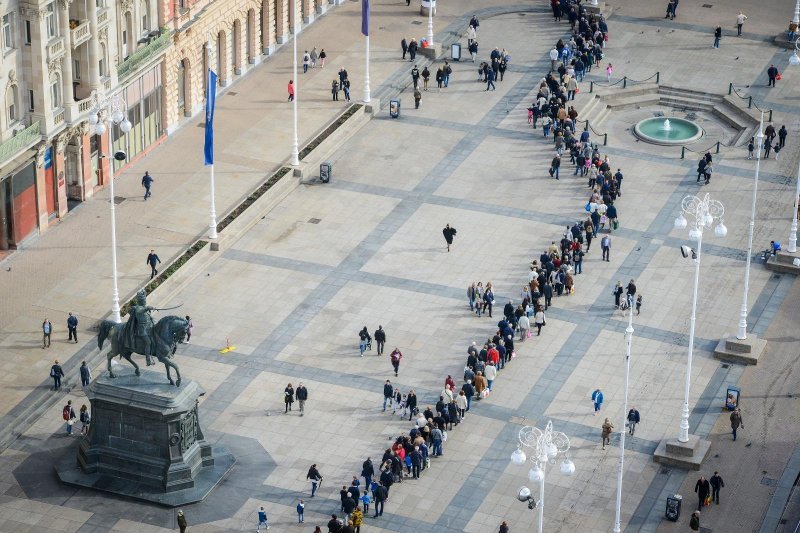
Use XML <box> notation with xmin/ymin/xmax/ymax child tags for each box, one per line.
<box><xmin>0</xmin><ymin>0</ymin><xmax>336</xmax><ymax>250</ymax></box>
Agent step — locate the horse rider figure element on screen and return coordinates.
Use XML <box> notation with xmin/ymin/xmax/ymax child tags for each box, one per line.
<box><xmin>122</xmin><ymin>289</ymin><xmax>156</xmax><ymax>365</ymax></box>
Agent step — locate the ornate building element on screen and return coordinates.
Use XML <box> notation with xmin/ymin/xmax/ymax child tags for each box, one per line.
<box><xmin>0</xmin><ymin>0</ymin><xmax>337</xmax><ymax>250</ymax></box>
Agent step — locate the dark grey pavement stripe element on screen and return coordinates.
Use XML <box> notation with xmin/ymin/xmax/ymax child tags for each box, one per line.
<box><xmin>610</xmin><ymin>15</ymin><xmax>777</xmax><ymax>44</ymax></box>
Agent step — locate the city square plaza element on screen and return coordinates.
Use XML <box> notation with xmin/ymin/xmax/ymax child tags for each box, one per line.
<box><xmin>0</xmin><ymin>0</ymin><xmax>799</xmax><ymax>531</ymax></box>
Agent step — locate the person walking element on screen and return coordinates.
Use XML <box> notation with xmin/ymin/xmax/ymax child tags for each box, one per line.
<box><xmin>601</xmin><ymin>417</ymin><xmax>613</xmax><ymax>449</ymax></box>
<box><xmin>408</xmin><ymin>38</ymin><xmax>417</xmax><ymax>60</ymax></box>
<box><xmin>534</xmin><ymin>307</ymin><xmax>545</xmax><ymax>335</ymax></box>
<box><xmin>421</xmin><ymin>66</ymin><xmax>430</xmax><ymax>90</ymax></box>
<box><xmin>374</xmin><ymin>483</ymin><xmax>388</xmax><ymax>517</ymax></box>
<box><xmin>713</xmin><ymin>25</ymin><xmax>722</xmax><ymax>48</ymax></box>
<box><xmin>390</xmin><ymin>347</ymin><xmax>403</xmax><ymax>376</ymax></box>
<box><xmin>177</xmin><ymin>510</ymin><xmax>188</xmax><ymax>533</ymax></box>
<box><xmin>141</xmin><ymin>171</ymin><xmax>154</xmax><ymax>200</ymax></box>
<box><xmin>374</xmin><ymin>325</ymin><xmax>386</xmax><ymax>355</ymax></box>
<box><xmin>779</xmin><ymin>125</ymin><xmax>788</xmax><ymax>148</ymax></box>
<box><xmin>62</xmin><ymin>400</ymin><xmax>76</xmax><ymax>435</ymax></box>
<box><xmin>592</xmin><ymin>388</ymin><xmax>604</xmax><ymax>415</ymax></box>
<box><xmin>296</xmin><ymin>382</ymin><xmax>308</xmax><ymax>416</ymax></box>
<box><xmin>331</xmin><ymin>79</ymin><xmax>339</xmax><ymax>101</ymax></box>
<box><xmin>361</xmin><ymin>457</ymin><xmax>375</xmax><ymax>487</ymax></box>
<box><xmin>310</xmin><ymin>47</ymin><xmax>318</xmax><ymax>68</ymax></box>
<box><xmin>443</xmin><ymin>61</ymin><xmax>452</xmax><ymax>87</ymax></box>
<box><xmin>499</xmin><ymin>522</ymin><xmax>510</xmax><ymax>533</ymax></box>
<box><xmin>442</xmin><ymin>224</ymin><xmax>457</xmax><ymax>252</ymax></box>
<box><xmin>626</xmin><ymin>279</ymin><xmax>637</xmax><ymax>308</ymax></box>
<box><xmin>383</xmin><ymin>380</ymin><xmax>393</xmax><ymax>411</ymax></box>
<box><xmin>42</xmin><ymin>318</ymin><xmax>52</xmax><ymax>348</ymax></box>
<box><xmin>258</xmin><ymin>505</ymin><xmax>270</xmax><ymax>529</ymax></box>
<box><xmin>601</xmin><ymin>234</ymin><xmax>611</xmax><ymax>261</ymax></box>
<box><xmin>736</xmin><ymin>11</ymin><xmax>747</xmax><ymax>36</ymax></box>
<box><xmin>50</xmin><ymin>359</ymin><xmax>64</xmax><ymax>390</ymax></box>
<box><xmin>67</xmin><ymin>312</ymin><xmax>78</xmax><ymax>343</ymax></box>
<box><xmin>184</xmin><ymin>315</ymin><xmax>193</xmax><ymax>342</ymax></box>
<box><xmin>302</xmin><ymin>50</ymin><xmax>311</xmax><ymax>73</ymax></box>
<box><xmin>636</xmin><ymin>294</ymin><xmax>643</xmax><ymax>315</ymax></box>
<box><xmin>287</xmin><ymin>80</ymin><xmax>295</xmax><ymax>101</ymax></box>
<box><xmin>486</xmin><ymin>67</ymin><xmax>496</xmax><ymax>91</ymax></box>
<box><xmin>414</xmin><ymin>87</ymin><xmax>422</xmax><ymax>109</ymax></box>
<box><xmin>358</xmin><ymin>326</ymin><xmax>371</xmax><ymax>356</ymax></box>
<box><xmin>351</xmin><ymin>506</ymin><xmax>363</xmax><ymax>532</ymax></box>
<box><xmin>307</xmin><ymin>464</ymin><xmax>323</xmax><ymax>496</ymax></box>
<box><xmin>342</xmin><ymin>79</ymin><xmax>351</xmax><ymax>102</ymax></box>
<box><xmin>767</xmin><ymin>64</ymin><xmax>779</xmax><ymax>87</ymax></box>
<box><xmin>695</xmin><ymin>476</ymin><xmax>711</xmax><ymax>510</ymax></box>
<box><xmin>319</xmin><ymin>48</ymin><xmax>327</xmax><ymax>67</ymax></box>
<box><xmin>613</xmin><ymin>281</ymin><xmax>624</xmax><ymax>309</ymax></box>
<box><xmin>550</xmin><ymin>154</ymin><xmax>561</xmax><ymax>179</ymax></box>
<box><xmin>690</xmin><ymin>511</ymin><xmax>700</xmax><ymax>531</ymax></box>
<box><xmin>730</xmin><ymin>408</ymin><xmax>743</xmax><ymax>440</ymax></box>
<box><xmin>146</xmin><ymin>249</ymin><xmax>161</xmax><ymax>279</ymax></box>
<box><xmin>401</xmin><ymin>38</ymin><xmax>408</xmax><ymax>59</ymax></box>
<box><xmin>605</xmin><ymin>63</ymin><xmax>613</xmax><ymax>83</ymax></box>
<box><xmin>627</xmin><ymin>407</ymin><xmax>640</xmax><ymax>435</ymax></box>
<box><xmin>710</xmin><ymin>471</ymin><xmax>724</xmax><ymax>504</ymax></box>
<box><xmin>79</xmin><ymin>404</ymin><xmax>90</xmax><ymax>435</ymax></box>
<box><xmin>284</xmin><ymin>383</ymin><xmax>294</xmax><ymax>413</ymax></box>
<box><xmin>79</xmin><ymin>361</ymin><xmax>91</xmax><ymax>387</ymax></box>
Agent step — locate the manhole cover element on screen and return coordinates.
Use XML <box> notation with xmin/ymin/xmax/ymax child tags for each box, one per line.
<box><xmin>411</xmin><ymin>20</ymin><xmax>422</xmax><ymax>25</ymax></box>
<box><xmin>761</xmin><ymin>477</ymin><xmax>779</xmax><ymax>487</ymax></box>
<box><xmin>685</xmin><ymin>112</ymin><xmax>697</xmax><ymax>120</ymax></box>
<box><xmin>721</xmin><ymin>363</ymin><xmax>730</xmax><ymax>368</ymax></box>
<box><xmin>113</xmin><ymin>196</ymin><xmax>125</xmax><ymax>204</ymax></box>
<box><xmin>699</xmin><ymin>528</ymin><xmax>713</xmax><ymax>533</ymax></box>
<box><xmin>518</xmin><ymin>13</ymin><xmax>526</xmax><ymax>16</ymax></box>
<box><xmin>198</xmin><ymin>123</ymin><xmax>205</xmax><ymax>128</ymax></box>
<box><xmin>308</xmin><ymin>218</ymin><xmax>321</xmax><ymax>224</ymax></box>
<box><xmin>228</xmin><ymin>91</ymin><xmax>238</xmax><ymax>96</ymax></box>
<box><xmin>653</xmin><ymin>111</ymin><xmax>664</xmax><ymax>117</ymax></box>
<box><xmin>702</xmin><ymin>3</ymin><xmax>712</xmax><ymax>7</ymax></box>
<box><xmin>660</xmin><ymin>467</ymin><xmax>671</xmax><ymax>475</ymax></box>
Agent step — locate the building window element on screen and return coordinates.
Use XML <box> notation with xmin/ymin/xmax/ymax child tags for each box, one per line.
<box><xmin>73</xmin><ymin>58</ymin><xmax>81</xmax><ymax>80</ymax></box>
<box><xmin>28</xmin><ymin>89</ymin><xmax>34</xmax><ymax>111</ymax></box>
<box><xmin>99</xmin><ymin>43</ymin><xmax>107</xmax><ymax>76</ymax></box>
<box><xmin>25</xmin><ymin>20</ymin><xmax>30</xmax><ymax>44</ymax></box>
<box><xmin>45</xmin><ymin>3</ymin><xmax>56</xmax><ymax>39</ymax></box>
<box><xmin>6</xmin><ymin>85</ymin><xmax>17</xmax><ymax>123</ymax></box>
<box><xmin>2</xmin><ymin>13</ymin><xmax>14</xmax><ymax>51</ymax></box>
<box><xmin>141</xmin><ymin>1</ymin><xmax>149</xmax><ymax>33</ymax></box>
<box><xmin>50</xmin><ymin>76</ymin><xmax>60</xmax><ymax>108</ymax></box>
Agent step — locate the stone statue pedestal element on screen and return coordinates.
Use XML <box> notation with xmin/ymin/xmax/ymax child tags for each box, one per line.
<box><xmin>56</xmin><ymin>367</ymin><xmax>235</xmax><ymax>506</ymax></box>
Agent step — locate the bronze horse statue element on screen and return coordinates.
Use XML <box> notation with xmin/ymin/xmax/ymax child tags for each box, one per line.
<box><xmin>98</xmin><ymin>315</ymin><xmax>189</xmax><ymax>386</ymax></box>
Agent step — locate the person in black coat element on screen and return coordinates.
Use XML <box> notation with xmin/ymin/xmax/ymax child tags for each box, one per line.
<box><xmin>374</xmin><ymin>484</ymin><xmax>388</xmax><ymax>517</ymax></box>
<box><xmin>284</xmin><ymin>383</ymin><xmax>295</xmax><ymax>413</ymax></box>
<box><xmin>695</xmin><ymin>476</ymin><xmax>711</xmax><ymax>510</ymax></box>
<box><xmin>710</xmin><ymin>471</ymin><xmax>724</xmax><ymax>504</ymax></box>
<box><xmin>442</xmin><ymin>224</ymin><xmax>457</xmax><ymax>252</ymax></box>
<box><xmin>374</xmin><ymin>325</ymin><xmax>386</xmax><ymax>355</ymax></box>
<box><xmin>409</xmin><ymin>447</ymin><xmax>422</xmax><ymax>479</ymax></box>
<box><xmin>361</xmin><ymin>458</ymin><xmax>375</xmax><ymax>487</ymax></box>
<box><xmin>406</xmin><ymin>390</ymin><xmax>418</xmax><ymax>421</ymax></box>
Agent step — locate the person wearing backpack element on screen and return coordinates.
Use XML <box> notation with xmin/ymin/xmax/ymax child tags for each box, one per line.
<box><xmin>79</xmin><ymin>404</ymin><xmax>90</xmax><ymax>435</ymax></box>
<box><xmin>62</xmin><ymin>400</ymin><xmax>76</xmax><ymax>435</ymax></box>
<box><xmin>50</xmin><ymin>359</ymin><xmax>64</xmax><ymax>390</ymax></box>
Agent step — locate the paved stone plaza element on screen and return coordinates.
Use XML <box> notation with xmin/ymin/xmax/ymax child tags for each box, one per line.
<box><xmin>1</xmin><ymin>0</ymin><xmax>800</xmax><ymax>532</ymax></box>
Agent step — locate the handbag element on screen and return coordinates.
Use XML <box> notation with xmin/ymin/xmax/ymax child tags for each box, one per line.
<box><xmin>585</xmin><ymin>202</ymin><xmax>591</xmax><ymax>212</ymax></box>
<box><xmin>482</xmin><ymin>389</ymin><xmax>489</xmax><ymax>398</ymax></box>
<box><xmin>527</xmin><ymin>330</ymin><xmax>532</xmax><ymax>338</ymax></box>
<box><xmin>600</xmin><ymin>214</ymin><xmax>608</xmax><ymax>224</ymax></box>
<box><xmin>612</xmin><ymin>219</ymin><xmax>619</xmax><ymax>230</ymax></box>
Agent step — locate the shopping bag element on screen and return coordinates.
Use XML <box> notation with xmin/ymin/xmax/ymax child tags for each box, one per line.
<box><xmin>776</xmin><ymin>73</ymin><xmax>782</xmax><ymax>80</ymax></box>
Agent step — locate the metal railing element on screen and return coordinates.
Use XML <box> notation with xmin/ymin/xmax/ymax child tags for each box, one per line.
<box><xmin>577</xmin><ymin>119</ymin><xmax>608</xmax><ymax>145</ymax></box>
<box><xmin>589</xmin><ymin>72</ymin><xmax>660</xmax><ymax>93</ymax></box>
<box><xmin>680</xmin><ymin>141</ymin><xmax>721</xmax><ymax>159</ymax></box>
<box><xmin>0</xmin><ymin>122</ymin><xmax>41</xmax><ymax>167</ymax></box>
<box><xmin>116</xmin><ymin>27</ymin><xmax>171</xmax><ymax>81</ymax></box>
<box><xmin>728</xmin><ymin>83</ymin><xmax>773</xmax><ymax>121</ymax></box>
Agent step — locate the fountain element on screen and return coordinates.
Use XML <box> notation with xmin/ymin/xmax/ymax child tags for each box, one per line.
<box><xmin>634</xmin><ymin>117</ymin><xmax>703</xmax><ymax>145</ymax></box>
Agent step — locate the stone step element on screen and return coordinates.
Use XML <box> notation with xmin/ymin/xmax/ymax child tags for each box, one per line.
<box><xmin>776</xmin><ymin>251</ymin><xmax>800</xmax><ymax>265</ymax></box>
<box><xmin>594</xmin><ymin>83</ymin><xmax>658</xmax><ymax>102</ymax></box>
<box><xmin>658</xmin><ymin>96</ymin><xmax>714</xmax><ymax>112</ymax></box>
<box><xmin>604</xmin><ymin>93</ymin><xmax>660</xmax><ymax>110</ymax></box>
<box><xmin>720</xmin><ymin>95</ymin><xmax>762</xmax><ymax>124</ymax></box>
<box><xmin>658</xmin><ymin>85</ymin><xmax>724</xmax><ymax>103</ymax></box>
<box><xmin>766</xmin><ymin>254</ymin><xmax>800</xmax><ymax>274</ymax></box>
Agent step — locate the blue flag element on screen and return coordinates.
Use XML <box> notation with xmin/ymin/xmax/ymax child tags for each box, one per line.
<box><xmin>204</xmin><ymin>69</ymin><xmax>217</xmax><ymax>166</ymax></box>
<box><xmin>361</xmin><ymin>0</ymin><xmax>369</xmax><ymax>36</ymax></box>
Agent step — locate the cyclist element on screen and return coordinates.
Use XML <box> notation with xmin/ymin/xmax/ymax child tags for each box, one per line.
<box><xmin>627</xmin><ymin>407</ymin><xmax>641</xmax><ymax>436</ymax></box>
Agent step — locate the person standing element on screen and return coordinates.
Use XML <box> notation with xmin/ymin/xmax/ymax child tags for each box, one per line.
<box><xmin>319</xmin><ymin>48</ymin><xmax>327</xmax><ymax>67</ymax></box>
<box><xmin>736</xmin><ymin>11</ymin><xmax>747</xmax><ymax>35</ymax></box>
<box><xmin>374</xmin><ymin>325</ymin><xmax>386</xmax><ymax>355</ymax></box>
<box><xmin>383</xmin><ymin>380</ymin><xmax>393</xmax><ymax>411</ymax></box>
<box><xmin>287</xmin><ymin>80</ymin><xmax>295</xmax><ymax>101</ymax></box>
<box><xmin>601</xmin><ymin>418</ymin><xmax>613</xmax><ymax>449</ymax></box>
<box><xmin>730</xmin><ymin>408</ymin><xmax>744</xmax><ymax>440</ymax></box>
<box><xmin>374</xmin><ymin>483</ymin><xmax>387</xmax><ymax>517</ymax></box>
<box><xmin>42</xmin><ymin>318</ymin><xmax>52</xmax><ymax>348</ymax></box>
<box><xmin>499</xmin><ymin>522</ymin><xmax>510</xmax><ymax>533</ymax></box>
<box><xmin>443</xmin><ymin>61</ymin><xmax>452</xmax><ymax>87</ymax></box>
<box><xmin>689</xmin><ymin>510</ymin><xmax>700</xmax><ymax>531</ymax></box>
<box><xmin>296</xmin><ymin>500</ymin><xmax>305</xmax><ymax>523</ymax></box>
<box><xmin>411</xmin><ymin>65</ymin><xmax>420</xmax><ymax>88</ymax></box>
<box><xmin>626</xmin><ymin>279</ymin><xmax>637</xmax><ymax>307</ymax></box>
<box><xmin>710</xmin><ymin>471</ymin><xmax>724</xmax><ymax>504</ymax></box>
<box><xmin>779</xmin><ymin>125</ymin><xmax>788</xmax><ymax>148</ymax></box>
<box><xmin>310</xmin><ymin>47</ymin><xmax>318</xmax><ymax>67</ymax></box>
<box><xmin>284</xmin><ymin>383</ymin><xmax>295</xmax><ymax>413</ymax></box>
<box><xmin>534</xmin><ymin>306</ymin><xmax>545</xmax><ymax>336</ymax></box>
<box><xmin>550</xmin><ymin>154</ymin><xmax>561</xmax><ymax>179</ymax></box>
<box><xmin>79</xmin><ymin>361</ymin><xmax>91</xmax><ymax>387</ymax></box>
<box><xmin>67</xmin><ymin>312</ymin><xmax>78</xmax><ymax>343</ymax></box>
<box><xmin>414</xmin><ymin>87</ymin><xmax>422</xmax><ymax>109</ymax></box>
<box><xmin>592</xmin><ymin>388</ymin><xmax>604</xmax><ymax>415</ymax></box>
<box><xmin>421</xmin><ymin>66</ymin><xmax>430</xmax><ymax>91</ymax></box>
<box><xmin>605</xmin><ymin>63</ymin><xmax>613</xmax><ymax>83</ymax></box>
<box><xmin>361</xmin><ymin>457</ymin><xmax>375</xmax><ymax>487</ymax></box>
<box><xmin>613</xmin><ymin>281</ymin><xmax>623</xmax><ymax>308</ymax></box>
<box><xmin>62</xmin><ymin>400</ymin><xmax>76</xmax><ymax>435</ymax></box>
<box><xmin>351</xmin><ymin>506</ymin><xmax>363</xmax><ymax>532</ymax></box>
<box><xmin>601</xmin><ymin>235</ymin><xmax>611</xmax><ymax>261</ymax></box>
<box><xmin>408</xmin><ymin>38</ymin><xmax>417</xmax><ymax>61</ymax></box>
<box><xmin>146</xmin><ymin>249</ymin><xmax>161</xmax><ymax>279</ymax></box>
<box><xmin>627</xmin><ymin>407</ymin><xmax>640</xmax><ymax>435</ymax></box>
<box><xmin>79</xmin><ymin>404</ymin><xmax>90</xmax><ymax>435</ymax></box>
<box><xmin>257</xmin><ymin>505</ymin><xmax>269</xmax><ymax>529</ymax></box>
<box><xmin>767</xmin><ymin>64</ymin><xmax>779</xmax><ymax>87</ymax></box>
<box><xmin>141</xmin><ymin>171</ymin><xmax>154</xmax><ymax>200</ymax></box>
<box><xmin>636</xmin><ymin>294</ymin><xmax>643</xmax><ymax>315</ymax></box>
<box><xmin>406</xmin><ymin>389</ymin><xmax>417</xmax><ymax>421</ymax></box>
<box><xmin>390</xmin><ymin>347</ymin><xmax>402</xmax><ymax>376</ymax></box>
<box><xmin>442</xmin><ymin>224</ymin><xmax>457</xmax><ymax>252</ymax></box>
<box><xmin>401</xmin><ymin>38</ymin><xmax>408</xmax><ymax>59</ymax></box>
<box><xmin>296</xmin><ymin>383</ymin><xmax>308</xmax><ymax>416</ymax></box>
<box><xmin>177</xmin><ymin>510</ymin><xmax>187</xmax><ymax>533</ymax></box>
<box><xmin>50</xmin><ymin>359</ymin><xmax>64</xmax><ymax>390</ymax></box>
<box><xmin>307</xmin><ymin>464</ymin><xmax>323</xmax><ymax>496</ymax></box>
<box><xmin>694</xmin><ymin>476</ymin><xmax>710</xmax><ymax>510</ymax></box>
<box><xmin>343</xmin><ymin>79</ymin><xmax>351</xmax><ymax>102</ymax></box>
<box><xmin>713</xmin><ymin>25</ymin><xmax>722</xmax><ymax>48</ymax></box>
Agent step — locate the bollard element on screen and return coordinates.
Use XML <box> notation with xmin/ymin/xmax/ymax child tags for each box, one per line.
<box><xmin>769</xmin><ymin>110</ymin><xmax>773</xmax><ymax>122</ymax></box>
<box><xmin>681</xmin><ymin>147</ymin><xmax>686</xmax><ymax>159</ymax></box>
<box><xmin>716</xmin><ymin>141</ymin><xmax>720</xmax><ymax>154</ymax></box>
<box><xmin>584</xmin><ymin>120</ymin><xmax>590</xmax><ymax>132</ymax></box>
<box><xmin>603</xmin><ymin>133</ymin><xmax>608</xmax><ymax>146</ymax></box>
<box><xmin>623</xmin><ymin>76</ymin><xmax>627</xmax><ymax>89</ymax></box>
<box><xmin>748</xmin><ymin>96</ymin><xmax>752</xmax><ymax>108</ymax></box>
<box><xmin>728</xmin><ymin>82</ymin><xmax>733</xmax><ymax>95</ymax></box>
<box><xmin>590</xmin><ymin>81</ymin><xmax>594</xmax><ymax>93</ymax></box>
<box><xmin>656</xmin><ymin>72</ymin><xmax>660</xmax><ymax>84</ymax></box>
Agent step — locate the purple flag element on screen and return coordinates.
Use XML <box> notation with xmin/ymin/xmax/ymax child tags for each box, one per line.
<box><xmin>361</xmin><ymin>0</ymin><xmax>369</xmax><ymax>36</ymax></box>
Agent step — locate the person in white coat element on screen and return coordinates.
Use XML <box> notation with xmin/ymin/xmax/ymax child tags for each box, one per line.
<box><xmin>484</xmin><ymin>362</ymin><xmax>497</xmax><ymax>391</ymax></box>
<box><xmin>534</xmin><ymin>308</ymin><xmax>546</xmax><ymax>336</ymax></box>
<box><xmin>518</xmin><ymin>314</ymin><xmax>530</xmax><ymax>341</ymax></box>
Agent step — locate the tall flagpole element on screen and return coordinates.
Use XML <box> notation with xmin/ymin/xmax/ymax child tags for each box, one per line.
<box><xmin>290</xmin><ymin>0</ymin><xmax>300</xmax><ymax>166</ymax></box>
<box><xmin>207</xmin><ymin>41</ymin><xmax>218</xmax><ymax>240</ymax></box>
<box><xmin>363</xmin><ymin>0</ymin><xmax>371</xmax><ymax>103</ymax></box>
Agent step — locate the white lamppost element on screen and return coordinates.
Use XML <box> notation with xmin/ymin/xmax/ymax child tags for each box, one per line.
<box><xmin>736</xmin><ymin>113</ymin><xmax>763</xmax><ymax>340</ymax></box>
<box><xmin>791</xmin><ymin>38</ymin><xmax>800</xmax><ymax>66</ymax></box>
<box><xmin>290</xmin><ymin>0</ymin><xmax>300</xmax><ymax>166</ymax></box>
<box><xmin>510</xmin><ymin>421</ymin><xmax>574</xmax><ymax>533</ymax></box>
<box><xmin>674</xmin><ymin>194</ymin><xmax>727</xmax><ymax>442</ymax></box>
<box><xmin>87</xmin><ymin>93</ymin><xmax>132</xmax><ymax>323</ymax></box>
<box><xmin>613</xmin><ymin>305</ymin><xmax>635</xmax><ymax>533</ymax></box>
<box><xmin>789</xmin><ymin>159</ymin><xmax>800</xmax><ymax>253</ymax></box>
<box><xmin>362</xmin><ymin>2</ymin><xmax>371</xmax><ymax>103</ymax></box>
<box><xmin>794</xmin><ymin>0</ymin><xmax>800</xmax><ymax>25</ymax></box>
<box><xmin>205</xmin><ymin>39</ymin><xmax>218</xmax><ymax>240</ymax></box>
<box><xmin>427</xmin><ymin>0</ymin><xmax>434</xmax><ymax>47</ymax></box>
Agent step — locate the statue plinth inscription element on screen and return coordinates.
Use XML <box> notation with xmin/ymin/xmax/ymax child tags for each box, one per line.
<box><xmin>56</xmin><ymin>367</ymin><xmax>235</xmax><ymax>506</ymax></box>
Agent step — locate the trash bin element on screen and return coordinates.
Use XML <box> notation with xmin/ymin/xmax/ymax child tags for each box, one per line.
<box><xmin>320</xmin><ymin>162</ymin><xmax>332</xmax><ymax>183</ymax></box>
<box><xmin>726</xmin><ymin>386</ymin><xmax>740</xmax><ymax>410</ymax></box>
<box><xmin>389</xmin><ymin>99</ymin><xmax>401</xmax><ymax>119</ymax></box>
<box><xmin>665</xmin><ymin>494</ymin><xmax>682</xmax><ymax>522</ymax></box>
<box><xmin>451</xmin><ymin>43</ymin><xmax>461</xmax><ymax>61</ymax></box>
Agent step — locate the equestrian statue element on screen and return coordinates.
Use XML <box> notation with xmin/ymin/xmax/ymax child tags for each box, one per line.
<box><xmin>97</xmin><ymin>289</ymin><xmax>188</xmax><ymax>386</ymax></box>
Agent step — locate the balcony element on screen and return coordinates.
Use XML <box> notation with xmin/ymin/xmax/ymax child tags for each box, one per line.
<box><xmin>70</xmin><ymin>20</ymin><xmax>90</xmax><ymax>47</ymax></box>
<box><xmin>0</xmin><ymin>122</ymin><xmax>42</xmax><ymax>168</ymax></box>
<box><xmin>47</xmin><ymin>37</ymin><xmax>65</xmax><ymax>61</ymax></box>
<box><xmin>97</xmin><ymin>8</ymin><xmax>109</xmax><ymax>27</ymax></box>
<box><xmin>116</xmin><ymin>27</ymin><xmax>171</xmax><ymax>81</ymax></box>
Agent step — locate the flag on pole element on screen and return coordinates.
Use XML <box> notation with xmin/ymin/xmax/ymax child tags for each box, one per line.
<box><xmin>361</xmin><ymin>0</ymin><xmax>369</xmax><ymax>36</ymax></box>
<box><xmin>204</xmin><ymin>69</ymin><xmax>218</xmax><ymax>166</ymax></box>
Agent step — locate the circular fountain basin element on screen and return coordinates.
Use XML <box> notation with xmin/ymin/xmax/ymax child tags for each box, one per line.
<box><xmin>633</xmin><ymin>117</ymin><xmax>703</xmax><ymax>145</ymax></box>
